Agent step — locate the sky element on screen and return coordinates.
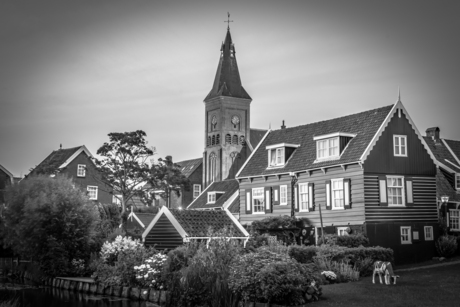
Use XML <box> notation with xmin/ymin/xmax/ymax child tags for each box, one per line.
<box><xmin>1</xmin><ymin>0</ymin><xmax>459</xmax><ymax>177</ymax></box>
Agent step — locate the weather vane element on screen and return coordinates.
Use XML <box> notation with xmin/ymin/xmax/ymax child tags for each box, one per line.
<box><xmin>224</xmin><ymin>12</ymin><xmax>233</xmax><ymax>29</ymax></box>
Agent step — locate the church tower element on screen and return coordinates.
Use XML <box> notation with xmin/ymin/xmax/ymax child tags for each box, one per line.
<box><xmin>203</xmin><ymin>26</ymin><xmax>252</xmax><ymax>188</ymax></box>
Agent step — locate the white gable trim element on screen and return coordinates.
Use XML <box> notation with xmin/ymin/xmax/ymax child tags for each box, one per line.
<box><xmin>0</xmin><ymin>165</ymin><xmax>14</xmax><ymax>184</ymax></box>
<box><xmin>128</xmin><ymin>211</ymin><xmax>145</xmax><ymax>228</ymax></box>
<box><xmin>436</xmin><ymin>162</ymin><xmax>458</xmax><ymax>174</ymax></box>
<box><xmin>265</xmin><ymin>143</ymin><xmax>300</xmax><ymax>150</ymax></box>
<box><xmin>186</xmin><ymin>182</ymin><xmax>214</xmax><ymax>209</ymax></box>
<box><xmin>59</xmin><ymin>145</ymin><xmax>94</xmax><ymax>169</ymax></box>
<box><xmin>442</xmin><ymin>139</ymin><xmax>460</xmax><ymax>166</ymax></box>
<box><xmin>360</xmin><ymin>101</ymin><xmax>437</xmax><ymax>164</ymax></box>
<box><xmin>313</xmin><ymin>132</ymin><xmax>357</xmax><ymax>141</ymax></box>
<box><xmin>222</xmin><ymin>190</ymin><xmax>239</xmax><ymax>210</ymax></box>
<box><xmin>236</xmin><ymin>129</ymin><xmax>271</xmax><ymax>179</ymax></box>
<box><xmin>141</xmin><ymin>206</ymin><xmax>187</xmax><ymax>240</ymax></box>
<box><xmin>224</xmin><ymin>207</ymin><xmax>250</xmax><ymax>237</ymax></box>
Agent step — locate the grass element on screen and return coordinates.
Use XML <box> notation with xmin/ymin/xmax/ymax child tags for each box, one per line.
<box><xmin>314</xmin><ymin>263</ymin><xmax>460</xmax><ymax>307</ymax></box>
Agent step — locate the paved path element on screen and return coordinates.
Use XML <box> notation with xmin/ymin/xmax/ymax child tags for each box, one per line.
<box><xmin>394</xmin><ymin>260</ymin><xmax>460</xmax><ymax>272</ymax></box>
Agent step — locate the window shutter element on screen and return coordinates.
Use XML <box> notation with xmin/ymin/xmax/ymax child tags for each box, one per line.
<box><xmin>294</xmin><ymin>185</ymin><xmax>299</xmax><ymax>212</ymax></box>
<box><xmin>273</xmin><ymin>186</ymin><xmax>280</xmax><ymax>206</ymax></box>
<box><xmin>446</xmin><ymin>212</ymin><xmax>450</xmax><ymax>228</ymax></box>
<box><xmin>308</xmin><ymin>183</ymin><xmax>315</xmax><ymax>211</ymax></box>
<box><xmin>405</xmin><ymin>177</ymin><xmax>413</xmax><ymax>206</ymax></box>
<box><xmin>344</xmin><ymin>178</ymin><xmax>351</xmax><ymax>209</ymax></box>
<box><xmin>325</xmin><ymin>180</ymin><xmax>332</xmax><ymax>210</ymax></box>
<box><xmin>265</xmin><ymin>187</ymin><xmax>272</xmax><ymax>213</ymax></box>
<box><xmin>245</xmin><ymin>189</ymin><xmax>252</xmax><ymax>214</ymax></box>
<box><xmin>378</xmin><ymin>176</ymin><xmax>388</xmax><ymax>206</ymax></box>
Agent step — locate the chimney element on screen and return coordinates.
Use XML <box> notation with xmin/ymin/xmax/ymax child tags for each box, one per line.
<box><xmin>425</xmin><ymin>127</ymin><xmax>440</xmax><ymax>142</ymax></box>
<box><xmin>281</xmin><ymin>120</ymin><xmax>286</xmax><ymax>129</ymax></box>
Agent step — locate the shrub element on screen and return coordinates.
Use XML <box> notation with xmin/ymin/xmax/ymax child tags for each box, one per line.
<box><xmin>335</xmin><ymin>234</ymin><xmax>369</xmax><ymax>247</ymax></box>
<box><xmin>436</xmin><ymin>235</ymin><xmax>458</xmax><ymax>258</ymax></box>
<box><xmin>100</xmin><ymin>235</ymin><xmax>144</xmax><ymax>265</ymax></box>
<box><xmin>288</xmin><ymin>245</ymin><xmax>317</xmax><ymax>263</ymax></box>
<box><xmin>314</xmin><ymin>256</ymin><xmax>359</xmax><ymax>283</ymax></box>
<box><xmin>315</xmin><ymin>245</ymin><xmax>393</xmax><ymax>265</ymax></box>
<box><xmin>134</xmin><ymin>253</ymin><xmax>168</xmax><ymax>289</ymax></box>
<box><xmin>252</xmin><ymin>215</ymin><xmax>298</xmax><ymax>229</ymax></box>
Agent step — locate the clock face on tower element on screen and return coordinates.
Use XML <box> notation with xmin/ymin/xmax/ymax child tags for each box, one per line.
<box><xmin>231</xmin><ymin>116</ymin><xmax>240</xmax><ymax>125</ymax></box>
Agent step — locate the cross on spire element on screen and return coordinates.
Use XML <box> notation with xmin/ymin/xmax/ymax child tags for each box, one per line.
<box><xmin>224</xmin><ymin>12</ymin><xmax>233</xmax><ymax>30</ymax></box>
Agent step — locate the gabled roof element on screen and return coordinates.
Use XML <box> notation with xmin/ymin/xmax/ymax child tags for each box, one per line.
<box><xmin>176</xmin><ymin>158</ymin><xmax>202</xmax><ymax>178</ymax></box>
<box><xmin>424</xmin><ymin>137</ymin><xmax>460</xmax><ymax>173</ymax></box>
<box><xmin>0</xmin><ymin>165</ymin><xmax>14</xmax><ymax>183</ymax></box>
<box><xmin>187</xmin><ymin>179</ymin><xmax>239</xmax><ymax>210</ymax></box>
<box><xmin>28</xmin><ymin>145</ymin><xmax>93</xmax><ymax>176</ymax></box>
<box><xmin>436</xmin><ymin>169</ymin><xmax>460</xmax><ymax>202</ymax></box>
<box><xmin>142</xmin><ymin>206</ymin><xmax>249</xmax><ymax>240</ymax></box>
<box><xmin>226</xmin><ymin>194</ymin><xmax>240</xmax><ymax>214</ymax></box>
<box><xmin>444</xmin><ymin>139</ymin><xmax>460</xmax><ymax>165</ymax></box>
<box><xmin>127</xmin><ymin>211</ymin><xmax>156</xmax><ymax>229</ymax></box>
<box><xmin>249</xmin><ymin>128</ymin><xmax>268</xmax><ymax>150</ymax></box>
<box><xmin>204</xmin><ymin>29</ymin><xmax>251</xmax><ymax>101</ymax></box>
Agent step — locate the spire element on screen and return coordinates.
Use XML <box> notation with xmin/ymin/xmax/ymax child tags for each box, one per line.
<box><xmin>204</xmin><ymin>22</ymin><xmax>251</xmax><ymax>101</ymax></box>
<box><xmin>398</xmin><ymin>87</ymin><xmax>401</xmax><ymax>102</ymax></box>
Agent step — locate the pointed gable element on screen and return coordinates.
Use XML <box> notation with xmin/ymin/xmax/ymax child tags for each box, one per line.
<box><xmin>187</xmin><ymin>179</ymin><xmax>239</xmax><ymax>210</ymax></box>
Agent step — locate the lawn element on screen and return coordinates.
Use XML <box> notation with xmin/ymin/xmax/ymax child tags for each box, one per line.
<box><xmin>314</xmin><ymin>263</ymin><xmax>460</xmax><ymax>307</ymax></box>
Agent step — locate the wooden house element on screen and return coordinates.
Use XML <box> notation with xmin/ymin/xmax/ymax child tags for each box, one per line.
<box><xmin>27</xmin><ymin>145</ymin><xmax>112</xmax><ymax>204</ymax></box>
<box><xmin>423</xmin><ymin>127</ymin><xmax>460</xmax><ymax>233</ymax></box>
<box><xmin>236</xmin><ymin>99</ymin><xmax>438</xmax><ymax>264</ymax></box>
<box><xmin>142</xmin><ymin>206</ymin><xmax>249</xmax><ymax>250</ymax></box>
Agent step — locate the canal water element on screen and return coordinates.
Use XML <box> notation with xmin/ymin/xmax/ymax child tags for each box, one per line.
<box><xmin>0</xmin><ymin>283</ymin><xmax>154</xmax><ymax>307</ymax></box>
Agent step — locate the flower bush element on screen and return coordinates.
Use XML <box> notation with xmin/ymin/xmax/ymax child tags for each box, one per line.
<box><xmin>436</xmin><ymin>235</ymin><xmax>458</xmax><ymax>258</ymax></box>
<box><xmin>100</xmin><ymin>235</ymin><xmax>144</xmax><ymax>265</ymax></box>
<box><xmin>134</xmin><ymin>253</ymin><xmax>168</xmax><ymax>289</ymax></box>
<box><xmin>321</xmin><ymin>271</ymin><xmax>337</xmax><ymax>282</ymax></box>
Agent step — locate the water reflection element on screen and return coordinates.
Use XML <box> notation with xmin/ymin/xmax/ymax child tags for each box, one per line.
<box><xmin>0</xmin><ymin>286</ymin><xmax>151</xmax><ymax>307</ymax></box>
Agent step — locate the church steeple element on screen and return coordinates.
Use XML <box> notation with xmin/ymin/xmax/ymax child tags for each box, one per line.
<box><xmin>204</xmin><ymin>28</ymin><xmax>251</xmax><ymax>101</ymax></box>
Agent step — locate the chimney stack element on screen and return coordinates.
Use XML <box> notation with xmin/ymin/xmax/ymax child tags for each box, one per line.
<box><xmin>425</xmin><ymin>127</ymin><xmax>440</xmax><ymax>143</ymax></box>
<box><xmin>281</xmin><ymin>120</ymin><xmax>286</xmax><ymax>129</ymax></box>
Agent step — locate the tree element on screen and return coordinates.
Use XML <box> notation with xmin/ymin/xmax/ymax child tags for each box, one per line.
<box><xmin>149</xmin><ymin>156</ymin><xmax>191</xmax><ymax>208</ymax></box>
<box><xmin>93</xmin><ymin>130</ymin><xmax>155</xmax><ymax>215</ymax></box>
<box><xmin>2</xmin><ymin>175</ymin><xmax>100</xmax><ymax>276</ymax></box>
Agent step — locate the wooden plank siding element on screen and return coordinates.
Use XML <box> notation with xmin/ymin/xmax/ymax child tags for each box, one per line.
<box><xmin>144</xmin><ymin>215</ymin><xmax>183</xmax><ymax>250</ymax></box>
<box><xmin>364</xmin><ymin>110</ymin><xmax>436</xmax><ymax>176</ymax></box>
<box><xmin>239</xmin><ymin>164</ymin><xmax>365</xmax><ymax>227</ymax></box>
<box><xmin>364</xmin><ymin>175</ymin><xmax>437</xmax><ymax>222</ymax></box>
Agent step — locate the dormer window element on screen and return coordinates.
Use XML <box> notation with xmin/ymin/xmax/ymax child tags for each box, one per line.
<box><xmin>207</xmin><ymin>191</ymin><xmax>224</xmax><ymax>204</ymax></box>
<box><xmin>266</xmin><ymin>143</ymin><xmax>300</xmax><ymax>168</ymax></box>
<box><xmin>314</xmin><ymin>132</ymin><xmax>356</xmax><ymax>161</ymax></box>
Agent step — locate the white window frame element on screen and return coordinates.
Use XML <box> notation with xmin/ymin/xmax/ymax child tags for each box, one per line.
<box><xmin>316</xmin><ymin>137</ymin><xmax>339</xmax><ymax>160</ymax></box>
<box><xmin>331</xmin><ymin>178</ymin><xmax>344</xmax><ymax>210</ymax></box>
<box><xmin>252</xmin><ymin>187</ymin><xmax>265</xmax><ymax>214</ymax></box>
<box><xmin>455</xmin><ymin>174</ymin><xmax>460</xmax><ymax>191</ymax></box>
<box><xmin>268</xmin><ymin>147</ymin><xmax>285</xmax><ymax>167</ymax></box>
<box><xmin>112</xmin><ymin>194</ymin><xmax>122</xmax><ymax>206</ymax></box>
<box><xmin>449</xmin><ymin>209</ymin><xmax>460</xmax><ymax>231</ymax></box>
<box><xmin>87</xmin><ymin>186</ymin><xmax>98</xmax><ymax>200</ymax></box>
<box><xmin>193</xmin><ymin>184</ymin><xmax>201</xmax><ymax>199</ymax></box>
<box><xmin>280</xmin><ymin>185</ymin><xmax>288</xmax><ymax>205</ymax></box>
<box><xmin>424</xmin><ymin>226</ymin><xmax>434</xmax><ymax>241</ymax></box>
<box><xmin>393</xmin><ymin>135</ymin><xmax>408</xmax><ymax>157</ymax></box>
<box><xmin>337</xmin><ymin>227</ymin><xmax>349</xmax><ymax>236</ymax></box>
<box><xmin>387</xmin><ymin>176</ymin><xmax>405</xmax><ymax>206</ymax></box>
<box><xmin>77</xmin><ymin>164</ymin><xmax>86</xmax><ymax>177</ymax></box>
<box><xmin>401</xmin><ymin>226</ymin><xmax>412</xmax><ymax>244</ymax></box>
<box><xmin>298</xmin><ymin>183</ymin><xmax>309</xmax><ymax>212</ymax></box>
<box><xmin>207</xmin><ymin>192</ymin><xmax>216</xmax><ymax>204</ymax></box>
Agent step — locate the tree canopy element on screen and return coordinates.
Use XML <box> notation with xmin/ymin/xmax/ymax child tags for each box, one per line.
<box><xmin>2</xmin><ymin>175</ymin><xmax>100</xmax><ymax>276</ymax></box>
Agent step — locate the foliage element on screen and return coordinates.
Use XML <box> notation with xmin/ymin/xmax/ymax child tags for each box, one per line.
<box><xmin>288</xmin><ymin>245</ymin><xmax>318</xmax><ymax>263</ymax></box>
<box><xmin>148</xmin><ymin>155</ymin><xmax>191</xmax><ymax>208</ymax></box>
<box><xmin>315</xmin><ymin>245</ymin><xmax>394</xmax><ymax>265</ymax></box>
<box><xmin>91</xmin><ymin>246</ymin><xmax>158</xmax><ymax>287</ymax></box>
<box><xmin>94</xmin><ymin>130</ymin><xmax>155</xmax><ymax>215</ymax></box>
<box><xmin>321</xmin><ymin>233</ymin><xmax>369</xmax><ymax>248</ymax></box>
<box><xmin>134</xmin><ymin>253</ymin><xmax>168</xmax><ymax>289</ymax></box>
<box><xmin>252</xmin><ymin>215</ymin><xmax>298</xmax><ymax>229</ymax></box>
<box><xmin>100</xmin><ymin>235</ymin><xmax>144</xmax><ymax>265</ymax></box>
<box><xmin>314</xmin><ymin>256</ymin><xmax>360</xmax><ymax>283</ymax></box>
<box><xmin>257</xmin><ymin>238</ymin><xmax>289</xmax><ymax>255</ymax></box>
<box><xmin>94</xmin><ymin>202</ymin><xmax>121</xmax><ymax>242</ymax></box>
<box><xmin>3</xmin><ymin>175</ymin><xmax>100</xmax><ymax>276</ymax></box>
<box><xmin>436</xmin><ymin>235</ymin><xmax>458</xmax><ymax>258</ymax></box>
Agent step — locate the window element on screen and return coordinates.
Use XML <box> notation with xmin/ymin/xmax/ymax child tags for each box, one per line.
<box><xmin>450</xmin><ymin>210</ymin><xmax>460</xmax><ymax>231</ymax></box>
<box><xmin>456</xmin><ymin>174</ymin><xmax>460</xmax><ymax>190</ymax></box>
<box><xmin>331</xmin><ymin>179</ymin><xmax>344</xmax><ymax>209</ymax></box>
<box><xmin>252</xmin><ymin>188</ymin><xmax>265</xmax><ymax>214</ymax></box>
<box><xmin>232</xmin><ymin>135</ymin><xmax>238</xmax><ymax>145</ymax></box>
<box><xmin>112</xmin><ymin>194</ymin><xmax>122</xmax><ymax>206</ymax></box>
<box><xmin>216</xmin><ymin>134</ymin><xmax>220</xmax><ymax>145</ymax></box>
<box><xmin>225</xmin><ymin>134</ymin><xmax>231</xmax><ymax>144</ymax></box>
<box><xmin>87</xmin><ymin>186</ymin><xmax>98</xmax><ymax>200</ymax></box>
<box><xmin>299</xmin><ymin>183</ymin><xmax>309</xmax><ymax>212</ymax></box>
<box><xmin>77</xmin><ymin>164</ymin><xmax>86</xmax><ymax>177</ymax></box>
<box><xmin>394</xmin><ymin>135</ymin><xmax>407</xmax><ymax>157</ymax></box>
<box><xmin>337</xmin><ymin>227</ymin><xmax>349</xmax><ymax>236</ymax></box>
<box><xmin>280</xmin><ymin>185</ymin><xmax>287</xmax><ymax>205</ymax></box>
<box><xmin>317</xmin><ymin>137</ymin><xmax>339</xmax><ymax>159</ymax></box>
<box><xmin>401</xmin><ymin>226</ymin><xmax>412</xmax><ymax>244</ymax></box>
<box><xmin>424</xmin><ymin>226</ymin><xmax>433</xmax><ymax>240</ymax></box>
<box><xmin>269</xmin><ymin>148</ymin><xmax>285</xmax><ymax>167</ymax></box>
<box><xmin>193</xmin><ymin>184</ymin><xmax>201</xmax><ymax>198</ymax></box>
<box><xmin>207</xmin><ymin>192</ymin><xmax>216</xmax><ymax>204</ymax></box>
<box><xmin>387</xmin><ymin>176</ymin><xmax>405</xmax><ymax>206</ymax></box>
<box><xmin>209</xmin><ymin>153</ymin><xmax>216</xmax><ymax>183</ymax></box>
<box><xmin>212</xmin><ymin>135</ymin><xmax>216</xmax><ymax>145</ymax></box>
